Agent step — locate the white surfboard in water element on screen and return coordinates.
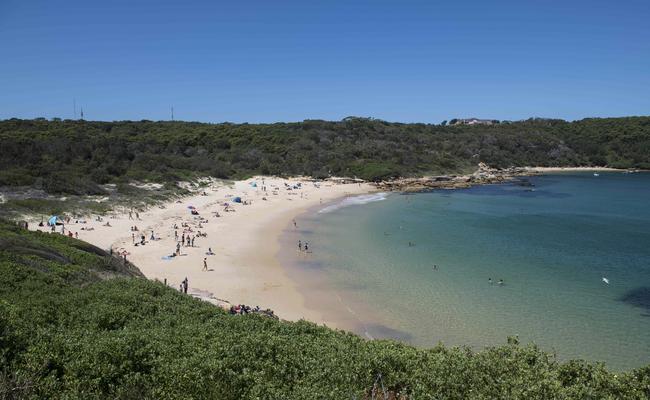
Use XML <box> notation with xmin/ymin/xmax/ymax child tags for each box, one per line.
<box><xmin>602</xmin><ymin>277</ymin><xmax>610</xmax><ymax>284</ymax></box>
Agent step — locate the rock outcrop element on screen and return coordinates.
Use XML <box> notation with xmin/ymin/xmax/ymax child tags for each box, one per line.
<box><xmin>372</xmin><ymin>164</ymin><xmax>533</xmax><ymax>192</ymax></box>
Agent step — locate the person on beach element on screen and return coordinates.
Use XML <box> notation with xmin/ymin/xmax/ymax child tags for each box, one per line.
<box><xmin>181</xmin><ymin>233</ymin><xmax>185</xmax><ymax>244</ymax></box>
<box><xmin>304</xmin><ymin>242</ymin><xmax>309</xmax><ymax>252</ymax></box>
<box><xmin>191</xmin><ymin>236</ymin><xmax>195</xmax><ymax>247</ymax></box>
<box><xmin>176</xmin><ymin>243</ymin><xmax>181</xmax><ymax>255</ymax></box>
<box><xmin>207</xmin><ymin>247</ymin><xmax>214</xmax><ymax>255</ymax></box>
<box><xmin>135</xmin><ymin>211</ymin><xmax>140</xmax><ymax>220</ymax></box>
<box><xmin>174</xmin><ymin>230</ymin><xmax>178</xmax><ymax>240</ymax></box>
<box><xmin>132</xmin><ymin>233</ymin><xmax>135</xmax><ymax>244</ymax></box>
<box><xmin>298</xmin><ymin>240</ymin><xmax>302</xmax><ymax>251</ymax></box>
<box><xmin>150</xmin><ymin>231</ymin><xmax>155</xmax><ymax>240</ymax></box>
<box><xmin>183</xmin><ymin>277</ymin><xmax>188</xmax><ymax>294</ymax></box>
<box><xmin>203</xmin><ymin>258</ymin><xmax>208</xmax><ymax>271</ymax></box>
<box><xmin>293</xmin><ymin>219</ymin><xmax>297</xmax><ymax>228</ymax></box>
<box><xmin>128</xmin><ymin>211</ymin><xmax>133</xmax><ymax>220</ymax></box>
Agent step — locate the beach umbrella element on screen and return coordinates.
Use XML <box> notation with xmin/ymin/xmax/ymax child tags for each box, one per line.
<box><xmin>233</xmin><ymin>197</ymin><xmax>242</xmax><ymax>203</ymax></box>
<box><xmin>187</xmin><ymin>205</ymin><xmax>195</xmax><ymax>209</ymax></box>
<box><xmin>48</xmin><ymin>216</ymin><xmax>59</xmax><ymax>226</ymax></box>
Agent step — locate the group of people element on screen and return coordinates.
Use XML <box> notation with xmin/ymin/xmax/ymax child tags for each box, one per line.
<box><xmin>128</xmin><ymin>210</ymin><xmax>141</xmax><ymax>220</ymax></box>
<box><xmin>488</xmin><ymin>278</ymin><xmax>505</xmax><ymax>286</ymax></box>
<box><xmin>297</xmin><ymin>240</ymin><xmax>310</xmax><ymax>253</ymax></box>
<box><xmin>180</xmin><ymin>277</ymin><xmax>189</xmax><ymax>294</ymax></box>
<box><xmin>132</xmin><ymin>232</ymin><xmax>147</xmax><ymax>246</ymax></box>
<box><xmin>229</xmin><ymin>304</ymin><xmax>277</xmax><ymax>318</ymax></box>
<box><xmin>40</xmin><ymin>216</ymin><xmax>85</xmax><ymax>238</ymax></box>
<box><xmin>170</xmin><ymin>220</ymin><xmax>215</xmax><ymax>272</ymax></box>
<box><xmin>176</xmin><ymin>231</ymin><xmax>197</xmax><ymax>248</ymax></box>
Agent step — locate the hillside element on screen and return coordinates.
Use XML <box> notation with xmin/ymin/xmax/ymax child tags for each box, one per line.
<box><xmin>1</xmin><ymin>220</ymin><xmax>649</xmax><ymax>399</ymax></box>
<box><xmin>1</xmin><ymin>117</ymin><xmax>649</xmax><ymax>195</ymax></box>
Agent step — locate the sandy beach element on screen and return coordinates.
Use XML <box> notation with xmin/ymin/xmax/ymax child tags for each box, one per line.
<box><xmin>30</xmin><ymin>177</ymin><xmax>375</xmax><ymax>326</ymax></box>
<box><xmin>525</xmin><ymin>166</ymin><xmax>628</xmax><ymax>172</ymax></box>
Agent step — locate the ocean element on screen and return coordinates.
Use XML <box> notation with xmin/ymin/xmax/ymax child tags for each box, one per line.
<box><xmin>287</xmin><ymin>172</ymin><xmax>650</xmax><ymax>370</ymax></box>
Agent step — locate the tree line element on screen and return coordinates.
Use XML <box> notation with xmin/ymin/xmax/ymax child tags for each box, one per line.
<box><xmin>0</xmin><ymin>116</ymin><xmax>648</xmax><ymax>194</ymax></box>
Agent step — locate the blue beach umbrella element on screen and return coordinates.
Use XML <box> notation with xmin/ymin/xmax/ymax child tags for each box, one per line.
<box><xmin>48</xmin><ymin>216</ymin><xmax>59</xmax><ymax>226</ymax></box>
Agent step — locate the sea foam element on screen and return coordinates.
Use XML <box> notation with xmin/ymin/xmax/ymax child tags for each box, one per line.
<box><xmin>318</xmin><ymin>192</ymin><xmax>388</xmax><ymax>213</ymax></box>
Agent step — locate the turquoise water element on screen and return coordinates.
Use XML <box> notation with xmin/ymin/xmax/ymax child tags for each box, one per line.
<box><xmin>292</xmin><ymin>173</ymin><xmax>650</xmax><ymax>370</ymax></box>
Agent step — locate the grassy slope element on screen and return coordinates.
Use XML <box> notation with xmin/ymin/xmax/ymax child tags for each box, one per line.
<box><xmin>0</xmin><ymin>220</ymin><xmax>649</xmax><ymax>399</ymax></box>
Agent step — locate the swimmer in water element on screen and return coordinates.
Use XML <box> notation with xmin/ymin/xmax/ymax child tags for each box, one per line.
<box><xmin>498</xmin><ymin>279</ymin><xmax>504</xmax><ymax>285</ymax></box>
<box><xmin>488</xmin><ymin>278</ymin><xmax>493</xmax><ymax>284</ymax></box>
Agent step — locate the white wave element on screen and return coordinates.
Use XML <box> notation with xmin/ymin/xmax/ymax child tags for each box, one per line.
<box><xmin>318</xmin><ymin>192</ymin><xmax>388</xmax><ymax>213</ymax></box>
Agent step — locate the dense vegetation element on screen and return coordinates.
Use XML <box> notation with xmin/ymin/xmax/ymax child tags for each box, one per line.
<box><xmin>1</xmin><ymin>117</ymin><xmax>649</xmax><ymax>194</ymax></box>
<box><xmin>1</xmin><ymin>220</ymin><xmax>649</xmax><ymax>399</ymax></box>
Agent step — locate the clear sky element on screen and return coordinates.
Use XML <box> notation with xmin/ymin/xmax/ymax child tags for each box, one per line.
<box><xmin>1</xmin><ymin>0</ymin><xmax>649</xmax><ymax>123</ymax></box>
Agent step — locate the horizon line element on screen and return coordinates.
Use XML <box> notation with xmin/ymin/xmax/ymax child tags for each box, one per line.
<box><xmin>3</xmin><ymin>114</ymin><xmax>649</xmax><ymax>125</ymax></box>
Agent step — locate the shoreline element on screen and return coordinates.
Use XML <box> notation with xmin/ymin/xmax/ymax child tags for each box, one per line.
<box><xmin>276</xmin><ymin>196</ymin><xmax>392</xmax><ymax>336</ymax></box>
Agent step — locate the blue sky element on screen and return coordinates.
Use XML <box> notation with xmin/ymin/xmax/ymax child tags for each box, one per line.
<box><xmin>1</xmin><ymin>0</ymin><xmax>649</xmax><ymax>123</ymax></box>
